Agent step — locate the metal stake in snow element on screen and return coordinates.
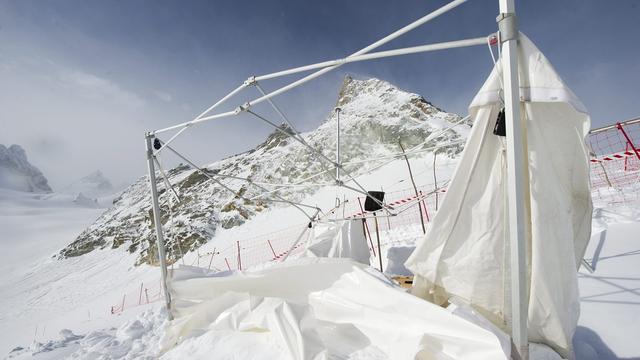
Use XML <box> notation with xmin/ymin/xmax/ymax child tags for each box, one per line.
<box><xmin>145</xmin><ymin>133</ymin><xmax>173</xmax><ymax>320</ymax></box>
<box><xmin>498</xmin><ymin>1</ymin><xmax>529</xmax><ymax>359</ymax></box>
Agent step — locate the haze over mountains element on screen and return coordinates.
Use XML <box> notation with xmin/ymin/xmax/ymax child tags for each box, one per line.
<box><xmin>0</xmin><ymin>144</ymin><xmax>52</xmax><ymax>193</ymax></box>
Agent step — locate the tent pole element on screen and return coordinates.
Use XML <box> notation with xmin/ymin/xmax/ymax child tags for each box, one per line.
<box><xmin>498</xmin><ymin>1</ymin><xmax>528</xmax><ymax>359</ymax></box>
<box><xmin>145</xmin><ymin>133</ymin><xmax>173</xmax><ymax>320</ymax></box>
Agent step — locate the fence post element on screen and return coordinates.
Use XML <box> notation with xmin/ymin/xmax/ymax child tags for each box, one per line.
<box><xmin>225</xmin><ymin>257</ymin><xmax>231</xmax><ymax>271</ymax></box>
<box><xmin>208</xmin><ymin>247</ymin><xmax>216</xmax><ymax>270</ymax></box>
<box><xmin>357</xmin><ymin>197</ymin><xmax>376</xmax><ymax>257</ymax></box>
<box><xmin>145</xmin><ymin>288</ymin><xmax>150</xmax><ymax>304</ymax></box>
<box><xmin>624</xmin><ymin>143</ymin><xmax>629</xmax><ymax>171</ymax></box>
<box><xmin>617</xmin><ymin>122</ymin><xmax>640</xmax><ymax>161</ymax></box>
<box><xmin>420</xmin><ymin>191</ymin><xmax>430</xmax><ymax>222</ymax></box>
<box><xmin>121</xmin><ymin>294</ymin><xmax>126</xmax><ymax>313</ymax></box>
<box><xmin>138</xmin><ymin>282</ymin><xmax>144</xmax><ymax>305</ymax></box>
<box><xmin>237</xmin><ymin>241</ymin><xmax>242</xmax><ymax>270</ymax></box>
<box><xmin>373</xmin><ymin>213</ymin><xmax>383</xmax><ymax>273</ymax></box>
<box><xmin>399</xmin><ymin>140</ymin><xmax>426</xmax><ymax>234</ymax></box>
<box><xmin>267</xmin><ymin>240</ymin><xmax>277</xmax><ymax>259</ymax></box>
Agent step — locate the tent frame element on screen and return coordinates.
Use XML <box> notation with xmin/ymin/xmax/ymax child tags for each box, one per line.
<box><xmin>145</xmin><ymin>0</ymin><xmax>530</xmax><ymax>358</ymax></box>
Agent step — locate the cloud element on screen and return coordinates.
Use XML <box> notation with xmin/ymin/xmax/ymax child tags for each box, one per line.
<box><xmin>154</xmin><ymin>90</ymin><xmax>173</xmax><ymax>103</ymax></box>
<box><xmin>58</xmin><ymin>70</ymin><xmax>146</xmax><ymax>108</ymax></box>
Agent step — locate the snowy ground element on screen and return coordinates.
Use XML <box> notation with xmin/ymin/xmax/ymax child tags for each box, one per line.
<box><xmin>1</xmin><ymin>163</ymin><xmax>640</xmax><ymax>358</ymax></box>
<box><xmin>0</xmin><ymin>189</ymin><xmax>158</xmax><ymax>356</ymax></box>
<box><xmin>574</xmin><ymin>205</ymin><xmax>640</xmax><ymax>359</ymax></box>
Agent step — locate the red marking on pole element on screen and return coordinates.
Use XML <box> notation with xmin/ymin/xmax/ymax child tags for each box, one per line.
<box><xmin>617</xmin><ymin>123</ymin><xmax>640</xmax><ymax>161</ymax></box>
<box><xmin>138</xmin><ymin>282</ymin><xmax>144</xmax><ymax>305</ymax></box>
<box><xmin>236</xmin><ymin>241</ymin><xmax>242</xmax><ymax>271</ymax></box>
<box><xmin>357</xmin><ymin>197</ymin><xmax>376</xmax><ymax>257</ymax></box>
<box><xmin>224</xmin><ymin>257</ymin><xmax>231</xmax><ymax>271</ymax></box>
<box><xmin>625</xmin><ymin>143</ymin><xmax>630</xmax><ymax>171</ymax></box>
<box><xmin>419</xmin><ymin>191</ymin><xmax>430</xmax><ymax>222</ymax></box>
<box><xmin>267</xmin><ymin>240</ymin><xmax>277</xmax><ymax>259</ymax></box>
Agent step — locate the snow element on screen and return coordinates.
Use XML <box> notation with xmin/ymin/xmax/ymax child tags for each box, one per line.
<box><xmin>3</xmin><ymin>172</ymin><xmax>640</xmax><ymax>359</ymax></box>
<box><xmin>574</xmin><ymin>206</ymin><xmax>640</xmax><ymax>359</ymax></box>
<box><xmin>0</xmin><ymin>188</ymin><xmax>158</xmax><ymax>356</ymax></box>
<box><xmin>1</xmin><ymin>77</ymin><xmax>638</xmax><ymax>358</ymax></box>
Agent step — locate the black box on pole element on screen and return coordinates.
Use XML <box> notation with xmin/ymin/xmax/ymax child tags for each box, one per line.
<box><xmin>364</xmin><ymin>191</ymin><xmax>385</xmax><ymax>212</ymax></box>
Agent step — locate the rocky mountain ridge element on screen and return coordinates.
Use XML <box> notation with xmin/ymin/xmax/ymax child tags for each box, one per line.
<box><xmin>60</xmin><ymin>76</ymin><xmax>468</xmax><ymax>265</ymax></box>
<box><xmin>0</xmin><ymin>144</ymin><xmax>52</xmax><ymax>193</ymax></box>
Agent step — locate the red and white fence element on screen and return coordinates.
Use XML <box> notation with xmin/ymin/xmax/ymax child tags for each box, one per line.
<box><xmin>112</xmin><ymin>117</ymin><xmax>640</xmax><ymax>314</ymax></box>
<box><xmin>589</xmin><ymin>118</ymin><xmax>640</xmax><ymax>205</ymax></box>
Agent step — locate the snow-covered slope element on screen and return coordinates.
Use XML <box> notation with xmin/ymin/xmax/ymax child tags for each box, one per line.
<box><xmin>60</xmin><ymin>76</ymin><xmax>466</xmax><ymax>265</ymax></box>
<box><xmin>0</xmin><ymin>144</ymin><xmax>52</xmax><ymax>193</ymax></box>
<box><xmin>4</xmin><ymin>75</ymin><xmax>639</xmax><ymax>359</ymax></box>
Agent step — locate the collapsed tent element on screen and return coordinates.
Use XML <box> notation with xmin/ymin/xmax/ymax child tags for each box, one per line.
<box><xmin>404</xmin><ymin>33</ymin><xmax>592</xmax><ymax>357</ymax></box>
<box><xmin>164</xmin><ymin>258</ymin><xmax>508</xmax><ymax>359</ymax></box>
<box><xmin>303</xmin><ymin>220</ymin><xmax>370</xmax><ymax>265</ymax></box>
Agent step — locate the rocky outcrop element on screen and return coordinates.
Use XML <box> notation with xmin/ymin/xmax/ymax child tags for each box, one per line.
<box><xmin>60</xmin><ymin>76</ymin><xmax>467</xmax><ymax>265</ymax></box>
<box><xmin>0</xmin><ymin>144</ymin><xmax>52</xmax><ymax>193</ymax></box>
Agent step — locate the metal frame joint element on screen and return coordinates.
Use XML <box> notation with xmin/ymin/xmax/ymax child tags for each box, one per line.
<box><xmin>244</xmin><ymin>76</ymin><xmax>257</xmax><ymax>87</ymax></box>
<box><xmin>496</xmin><ymin>12</ymin><xmax>518</xmax><ymax>43</ymax></box>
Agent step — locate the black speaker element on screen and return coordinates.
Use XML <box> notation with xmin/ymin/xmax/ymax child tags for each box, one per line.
<box><xmin>493</xmin><ymin>108</ymin><xmax>506</xmax><ymax>137</ymax></box>
<box><xmin>364</xmin><ymin>191</ymin><xmax>385</xmax><ymax>212</ymax></box>
<box><xmin>153</xmin><ymin>138</ymin><xmax>162</xmax><ymax>150</ymax></box>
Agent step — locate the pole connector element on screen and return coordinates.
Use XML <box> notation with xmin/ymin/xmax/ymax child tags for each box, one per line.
<box><xmin>244</xmin><ymin>76</ymin><xmax>257</xmax><ymax>87</ymax></box>
<box><xmin>496</xmin><ymin>12</ymin><xmax>518</xmax><ymax>43</ymax></box>
<box><xmin>235</xmin><ymin>102</ymin><xmax>251</xmax><ymax>114</ymax></box>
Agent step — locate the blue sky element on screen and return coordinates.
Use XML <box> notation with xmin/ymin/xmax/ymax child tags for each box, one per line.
<box><xmin>1</xmin><ymin>0</ymin><xmax>639</xmax><ymax>187</ymax></box>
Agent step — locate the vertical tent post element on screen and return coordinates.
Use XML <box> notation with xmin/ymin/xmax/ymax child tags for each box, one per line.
<box><xmin>497</xmin><ymin>1</ymin><xmax>529</xmax><ymax>359</ymax></box>
<box><xmin>145</xmin><ymin>132</ymin><xmax>173</xmax><ymax>320</ymax></box>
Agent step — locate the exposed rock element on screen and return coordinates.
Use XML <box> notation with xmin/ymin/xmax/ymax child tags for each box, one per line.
<box><xmin>0</xmin><ymin>144</ymin><xmax>52</xmax><ymax>193</ymax></box>
<box><xmin>60</xmin><ymin>76</ymin><xmax>468</xmax><ymax>265</ymax></box>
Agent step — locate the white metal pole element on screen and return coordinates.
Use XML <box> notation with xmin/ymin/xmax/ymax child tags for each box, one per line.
<box><xmin>145</xmin><ymin>133</ymin><xmax>173</xmax><ymax>320</ymax></box>
<box><xmin>335</xmin><ymin>107</ymin><xmax>341</xmax><ymax>182</ymax></box>
<box><xmin>151</xmin><ymin>0</ymin><xmax>471</xmax><ymax>135</ymax></box>
<box><xmin>497</xmin><ymin>0</ymin><xmax>529</xmax><ymax>359</ymax></box>
<box><xmin>246</xmin><ymin>0</ymin><xmax>468</xmax><ymax>109</ymax></box>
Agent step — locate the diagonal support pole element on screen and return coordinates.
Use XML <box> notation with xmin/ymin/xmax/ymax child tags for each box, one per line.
<box><xmin>161</xmin><ymin>142</ymin><xmax>319</xmax><ymax>220</ymax></box>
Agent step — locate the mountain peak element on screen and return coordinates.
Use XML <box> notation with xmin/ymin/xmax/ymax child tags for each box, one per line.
<box><xmin>80</xmin><ymin>170</ymin><xmax>113</xmax><ymax>190</ymax></box>
<box><xmin>61</xmin><ymin>76</ymin><xmax>466</xmax><ymax>265</ymax></box>
<box><xmin>0</xmin><ymin>144</ymin><xmax>52</xmax><ymax>193</ymax></box>
<box><xmin>335</xmin><ymin>75</ymin><xmax>443</xmax><ymax>117</ymax></box>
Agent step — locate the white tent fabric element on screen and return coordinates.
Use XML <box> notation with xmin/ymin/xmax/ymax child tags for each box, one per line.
<box><xmin>304</xmin><ymin>220</ymin><xmax>370</xmax><ymax>265</ymax></box>
<box><xmin>404</xmin><ymin>33</ymin><xmax>592</xmax><ymax>358</ymax></box>
<box><xmin>164</xmin><ymin>258</ymin><xmax>508</xmax><ymax>359</ymax></box>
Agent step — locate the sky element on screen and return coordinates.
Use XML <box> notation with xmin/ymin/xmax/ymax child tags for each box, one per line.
<box><xmin>1</xmin><ymin>0</ymin><xmax>639</xmax><ymax>189</ymax></box>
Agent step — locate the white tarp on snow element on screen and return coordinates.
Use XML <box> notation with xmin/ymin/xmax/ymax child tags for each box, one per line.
<box><xmin>164</xmin><ymin>258</ymin><xmax>507</xmax><ymax>359</ymax></box>
<box><xmin>304</xmin><ymin>220</ymin><xmax>370</xmax><ymax>265</ymax></box>
<box><xmin>405</xmin><ymin>33</ymin><xmax>592</xmax><ymax>357</ymax></box>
